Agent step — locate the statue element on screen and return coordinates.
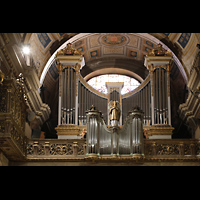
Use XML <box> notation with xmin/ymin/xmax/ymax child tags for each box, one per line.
<box><xmin>108</xmin><ymin>101</ymin><xmax>121</xmax><ymax>126</ymax></box>
<box><xmin>148</xmin><ymin>44</ymin><xmax>173</xmax><ymax>57</ymax></box>
<box><xmin>78</xmin><ymin>128</ymin><xmax>87</xmax><ymax>138</ymax></box>
<box><xmin>155</xmin><ymin>44</ymin><xmax>166</xmax><ymax>56</ymax></box>
<box><xmin>56</xmin><ymin>43</ymin><xmax>81</xmax><ymax>56</ymax></box>
<box><xmin>64</xmin><ymin>43</ymin><xmax>74</xmax><ymax>55</ymax></box>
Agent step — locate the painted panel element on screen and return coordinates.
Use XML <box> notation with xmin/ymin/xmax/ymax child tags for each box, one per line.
<box><xmin>177</xmin><ymin>33</ymin><xmax>191</xmax><ymax>49</ymax></box>
<box><xmin>37</xmin><ymin>33</ymin><xmax>51</xmax><ymax>48</ymax></box>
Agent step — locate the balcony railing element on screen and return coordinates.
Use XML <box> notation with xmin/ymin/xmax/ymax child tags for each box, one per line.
<box><xmin>26</xmin><ymin>138</ymin><xmax>200</xmax><ymax>162</ymax></box>
<box><xmin>27</xmin><ymin>139</ymin><xmax>86</xmax><ymax>160</ymax></box>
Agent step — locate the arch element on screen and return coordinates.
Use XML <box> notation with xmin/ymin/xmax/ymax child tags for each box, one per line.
<box><xmin>39</xmin><ymin>33</ymin><xmax>188</xmax><ymax>85</ymax></box>
<box><xmin>84</xmin><ymin>67</ymin><xmax>144</xmax><ymax>83</ymax></box>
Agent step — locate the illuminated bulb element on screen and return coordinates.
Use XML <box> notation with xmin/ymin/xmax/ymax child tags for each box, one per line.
<box><xmin>22</xmin><ymin>46</ymin><xmax>30</xmax><ymax>55</ymax></box>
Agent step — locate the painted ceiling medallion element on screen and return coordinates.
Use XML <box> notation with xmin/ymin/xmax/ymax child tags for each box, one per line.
<box><xmin>102</xmin><ymin>34</ymin><xmax>127</xmax><ymax>46</ymax></box>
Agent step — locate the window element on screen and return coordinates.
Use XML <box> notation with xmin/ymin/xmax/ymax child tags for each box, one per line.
<box><xmin>87</xmin><ymin>74</ymin><xmax>140</xmax><ymax>95</ymax></box>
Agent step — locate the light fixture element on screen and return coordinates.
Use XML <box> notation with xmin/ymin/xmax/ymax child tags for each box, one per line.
<box><xmin>22</xmin><ymin>45</ymin><xmax>30</xmax><ymax>55</ymax></box>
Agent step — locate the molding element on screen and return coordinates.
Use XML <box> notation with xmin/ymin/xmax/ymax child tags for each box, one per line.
<box><xmin>0</xmin><ymin>33</ymin><xmax>51</xmax><ymax>125</ymax></box>
<box><xmin>179</xmin><ymin>51</ymin><xmax>200</xmax><ymax>129</ymax></box>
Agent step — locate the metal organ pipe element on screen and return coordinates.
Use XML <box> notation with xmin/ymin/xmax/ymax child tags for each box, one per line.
<box><xmin>64</xmin><ymin>69</ymin><xmax>67</xmax><ymax>124</ymax></box>
<box><xmin>159</xmin><ymin>68</ymin><xmax>162</xmax><ymax>124</ymax></box>
<box><xmin>86</xmin><ymin>105</ymin><xmax>144</xmax><ymax>156</ymax></box>
<box><xmin>122</xmin><ymin>80</ymin><xmax>151</xmax><ymax>126</ymax></box>
<box><xmin>78</xmin><ymin>80</ymin><xmax>108</xmax><ymax>126</ymax></box>
<box><xmin>59</xmin><ymin>67</ymin><xmax>77</xmax><ymax>125</ymax></box>
<box><xmin>73</xmin><ymin>68</ymin><xmax>76</xmax><ymax>124</ymax></box>
<box><xmin>162</xmin><ymin>69</ymin><xmax>166</xmax><ymax>124</ymax></box>
<box><xmin>60</xmin><ymin>71</ymin><xmax>64</xmax><ymax>125</ymax></box>
<box><xmin>150</xmin><ymin>67</ymin><xmax>170</xmax><ymax>125</ymax></box>
<box><xmin>148</xmin><ymin>83</ymin><xmax>151</xmax><ymax>125</ymax></box>
<box><xmin>156</xmin><ymin>69</ymin><xmax>159</xmax><ymax>124</ymax></box>
<box><xmin>81</xmin><ymin>84</ymin><xmax>84</xmax><ymax>124</ymax></box>
<box><xmin>71</xmin><ymin>68</ymin><xmax>73</xmax><ymax>124</ymax></box>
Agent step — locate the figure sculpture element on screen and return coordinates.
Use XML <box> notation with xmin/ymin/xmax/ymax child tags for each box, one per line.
<box><xmin>148</xmin><ymin>43</ymin><xmax>173</xmax><ymax>57</ymax></box>
<box><xmin>56</xmin><ymin>43</ymin><xmax>81</xmax><ymax>56</ymax></box>
<box><xmin>109</xmin><ymin>101</ymin><xmax>121</xmax><ymax>126</ymax></box>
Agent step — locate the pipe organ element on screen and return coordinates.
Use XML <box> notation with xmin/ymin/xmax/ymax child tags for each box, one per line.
<box><xmin>61</xmin><ymin>67</ymin><xmax>76</xmax><ymax>125</ymax></box>
<box><xmin>110</xmin><ymin>90</ymin><xmax>120</xmax><ymax>102</ymax></box>
<box><xmin>55</xmin><ymin>43</ymin><xmax>174</xmax><ymax>140</ymax></box>
<box><xmin>122</xmin><ymin>78</ymin><xmax>151</xmax><ymax>126</ymax></box>
<box><xmin>78</xmin><ymin>80</ymin><xmax>108</xmax><ymax>126</ymax></box>
<box><xmin>153</xmin><ymin>67</ymin><xmax>168</xmax><ymax>125</ymax></box>
<box><xmin>86</xmin><ymin>105</ymin><xmax>144</xmax><ymax>156</ymax></box>
<box><xmin>144</xmin><ymin>44</ymin><xmax>174</xmax><ymax>138</ymax></box>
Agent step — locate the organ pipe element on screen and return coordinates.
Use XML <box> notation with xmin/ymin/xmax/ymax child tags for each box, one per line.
<box><xmin>86</xmin><ymin>105</ymin><xmax>144</xmax><ymax>156</ymax></box>
<box><xmin>159</xmin><ymin>68</ymin><xmax>162</xmax><ymax>123</ymax></box>
<box><xmin>58</xmin><ymin>67</ymin><xmax>78</xmax><ymax>125</ymax></box>
<box><xmin>162</xmin><ymin>69</ymin><xmax>166</xmax><ymax>123</ymax></box>
<box><xmin>122</xmin><ymin>81</ymin><xmax>151</xmax><ymax>126</ymax></box>
<box><xmin>57</xmin><ymin>56</ymin><xmax>172</xmax><ymax>140</ymax></box>
<box><xmin>78</xmin><ymin>80</ymin><xmax>108</xmax><ymax>126</ymax></box>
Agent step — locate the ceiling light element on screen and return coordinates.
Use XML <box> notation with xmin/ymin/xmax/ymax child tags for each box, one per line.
<box><xmin>22</xmin><ymin>46</ymin><xmax>30</xmax><ymax>55</ymax></box>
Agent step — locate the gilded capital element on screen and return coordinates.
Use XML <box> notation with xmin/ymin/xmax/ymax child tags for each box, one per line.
<box><xmin>148</xmin><ymin>64</ymin><xmax>154</xmax><ymax>74</ymax></box>
<box><xmin>57</xmin><ymin>63</ymin><xmax>62</xmax><ymax>73</ymax></box>
<box><xmin>75</xmin><ymin>63</ymin><xmax>81</xmax><ymax>72</ymax></box>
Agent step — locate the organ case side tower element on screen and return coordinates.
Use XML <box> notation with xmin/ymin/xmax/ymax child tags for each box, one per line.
<box><xmin>144</xmin><ymin>44</ymin><xmax>174</xmax><ymax>139</ymax></box>
<box><xmin>55</xmin><ymin>43</ymin><xmax>85</xmax><ymax>139</ymax></box>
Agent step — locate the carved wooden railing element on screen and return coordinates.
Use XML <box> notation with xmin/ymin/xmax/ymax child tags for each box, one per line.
<box><xmin>25</xmin><ymin>138</ymin><xmax>200</xmax><ymax>162</ymax></box>
<box><xmin>144</xmin><ymin>139</ymin><xmax>200</xmax><ymax>161</ymax></box>
<box><xmin>27</xmin><ymin>139</ymin><xmax>86</xmax><ymax>160</ymax></box>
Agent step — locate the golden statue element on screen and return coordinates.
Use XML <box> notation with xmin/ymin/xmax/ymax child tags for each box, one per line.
<box><xmin>109</xmin><ymin>101</ymin><xmax>121</xmax><ymax>126</ymax></box>
<box><xmin>78</xmin><ymin>128</ymin><xmax>87</xmax><ymax>138</ymax></box>
<box><xmin>155</xmin><ymin>44</ymin><xmax>166</xmax><ymax>56</ymax></box>
<box><xmin>148</xmin><ymin>44</ymin><xmax>173</xmax><ymax>57</ymax></box>
<box><xmin>63</xmin><ymin>43</ymin><xmax>74</xmax><ymax>55</ymax></box>
<box><xmin>56</xmin><ymin>43</ymin><xmax>81</xmax><ymax>56</ymax></box>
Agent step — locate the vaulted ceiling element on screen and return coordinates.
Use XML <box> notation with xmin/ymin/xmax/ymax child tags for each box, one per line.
<box><xmin>22</xmin><ymin>33</ymin><xmax>200</xmax><ymax>86</ymax></box>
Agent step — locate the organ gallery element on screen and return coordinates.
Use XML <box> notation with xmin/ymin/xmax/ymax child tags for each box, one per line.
<box><xmin>0</xmin><ymin>33</ymin><xmax>200</xmax><ymax>166</ymax></box>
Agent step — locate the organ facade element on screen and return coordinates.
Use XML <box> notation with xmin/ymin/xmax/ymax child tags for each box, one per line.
<box><xmin>1</xmin><ymin>33</ymin><xmax>200</xmax><ymax>166</ymax></box>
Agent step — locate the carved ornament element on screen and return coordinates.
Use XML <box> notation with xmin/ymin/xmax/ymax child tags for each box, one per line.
<box><xmin>148</xmin><ymin>44</ymin><xmax>173</xmax><ymax>57</ymax></box>
<box><xmin>56</xmin><ymin>43</ymin><xmax>81</xmax><ymax>56</ymax></box>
